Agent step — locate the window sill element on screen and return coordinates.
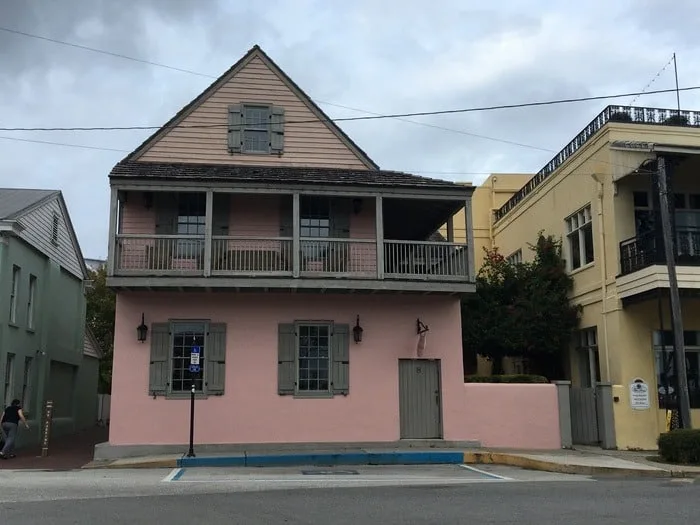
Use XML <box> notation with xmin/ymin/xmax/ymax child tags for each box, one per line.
<box><xmin>163</xmin><ymin>393</ymin><xmax>210</xmax><ymax>400</ymax></box>
<box><xmin>26</xmin><ymin>327</ymin><xmax>36</xmax><ymax>334</ymax></box>
<box><xmin>569</xmin><ymin>261</ymin><xmax>595</xmax><ymax>276</ymax></box>
<box><xmin>8</xmin><ymin>322</ymin><xmax>19</xmax><ymax>329</ymax></box>
<box><xmin>293</xmin><ymin>392</ymin><xmax>335</xmax><ymax>400</ymax></box>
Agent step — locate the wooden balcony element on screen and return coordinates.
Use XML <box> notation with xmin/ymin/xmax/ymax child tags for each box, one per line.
<box><xmin>114</xmin><ymin>234</ymin><xmax>469</xmax><ymax>283</ymax></box>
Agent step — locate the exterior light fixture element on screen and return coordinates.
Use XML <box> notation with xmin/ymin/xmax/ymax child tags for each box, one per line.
<box><xmin>353</xmin><ymin>315</ymin><xmax>363</xmax><ymax>343</ymax></box>
<box><xmin>137</xmin><ymin>313</ymin><xmax>148</xmax><ymax>343</ymax></box>
<box><xmin>417</xmin><ymin>318</ymin><xmax>429</xmax><ymax>335</ymax></box>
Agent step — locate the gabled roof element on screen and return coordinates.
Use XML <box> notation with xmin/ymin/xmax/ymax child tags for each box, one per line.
<box><xmin>0</xmin><ymin>188</ymin><xmax>89</xmax><ymax>280</ymax></box>
<box><xmin>0</xmin><ymin>188</ymin><xmax>58</xmax><ymax>220</ymax></box>
<box><xmin>110</xmin><ymin>160</ymin><xmax>468</xmax><ymax>191</ymax></box>
<box><xmin>125</xmin><ymin>45</ymin><xmax>379</xmax><ymax>170</ymax></box>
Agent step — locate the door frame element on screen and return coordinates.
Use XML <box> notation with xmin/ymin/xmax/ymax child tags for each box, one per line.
<box><xmin>398</xmin><ymin>358</ymin><xmax>444</xmax><ymax>440</ymax></box>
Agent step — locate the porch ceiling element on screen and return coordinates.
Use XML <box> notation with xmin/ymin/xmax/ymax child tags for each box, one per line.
<box><xmin>383</xmin><ymin>198</ymin><xmax>463</xmax><ymax>240</ymax></box>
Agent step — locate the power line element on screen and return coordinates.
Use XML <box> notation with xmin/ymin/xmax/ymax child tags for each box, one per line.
<box><xmin>2</xmin><ymin>85</ymin><xmax>699</xmax><ymax>133</ymax></box>
<box><xmin>0</xmin><ymin>135</ymin><xmax>129</xmax><ymax>152</ymax></box>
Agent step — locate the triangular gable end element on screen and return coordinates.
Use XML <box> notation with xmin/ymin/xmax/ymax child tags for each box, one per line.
<box><xmin>15</xmin><ymin>193</ymin><xmax>88</xmax><ymax>280</ymax></box>
<box><xmin>127</xmin><ymin>45</ymin><xmax>379</xmax><ymax>170</ymax></box>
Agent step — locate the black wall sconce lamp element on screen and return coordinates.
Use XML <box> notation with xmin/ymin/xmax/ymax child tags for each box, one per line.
<box><xmin>352</xmin><ymin>198</ymin><xmax>363</xmax><ymax>215</ymax></box>
<box><xmin>353</xmin><ymin>315</ymin><xmax>364</xmax><ymax>343</ymax></box>
<box><xmin>416</xmin><ymin>318</ymin><xmax>429</xmax><ymax>335</ymax></box>
<box><xmin>137</xmin><ymin>313</ymin><xmax>148</xmax><ymax>343</ymax></box>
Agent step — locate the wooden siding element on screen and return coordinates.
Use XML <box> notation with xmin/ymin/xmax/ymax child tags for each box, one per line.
<box><xmin>17</xmin><ymin>197</ymin><xmax>83</xmax><ymax>279</ymax></box>
<box><xmin>229</xmin><ymin>194</ymin><xmax>281</xmax><ymax>237</ymax></box>
<box><xmin>136</xmin><ymin>56</ymin><xmax>371</xmax><ymax>169</ymax></box>
<box><xmin>121</xmin><ymin>192</ymin><xmax>156</xmax><ymax>234</ymax></box>
<box><xmin>83</xmin><ymin>330</ymin><xmax>100</xmax><ymax>358</ymax></box>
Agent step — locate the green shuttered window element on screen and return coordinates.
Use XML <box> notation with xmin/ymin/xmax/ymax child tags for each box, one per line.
<box><xmin>277</xmin><ymin>322</ymin><xmax>350</xmax><ymax>397</ymax></box>
<box><xmin>228</xmin><ymin>103</ymin><xmax>285</xmax><ymax>155</ymax></box>
<box><xmin>148</xmin><ymin>321</ymin><xmax>227</xmax><ymax>398</ymax></box>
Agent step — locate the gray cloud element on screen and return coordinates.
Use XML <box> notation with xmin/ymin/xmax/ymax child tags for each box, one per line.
<box><xmin>1</xmin><ymin>0</ymin><xmax>699</xmax><ymax>258</ymax></box>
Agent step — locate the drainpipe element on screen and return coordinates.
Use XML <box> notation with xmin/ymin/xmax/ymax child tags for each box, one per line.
<box><xmin>489</xmin><ymin>176</ymin><xmax>497</xmax><ymax>249</ymax></box>
<box><xmin>591</xmin><ymin>173</ymin><xmax>612</xmax><ymax>383</ymax></box>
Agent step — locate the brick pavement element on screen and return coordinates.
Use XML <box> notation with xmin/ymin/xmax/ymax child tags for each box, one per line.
<box><xmin>0</xmin><ymin>425</ymin><xmax>108</xmax><ymax>470</ymax></box>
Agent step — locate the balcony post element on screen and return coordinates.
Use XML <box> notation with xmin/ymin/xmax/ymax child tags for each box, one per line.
<box><xmin>376</xmin><ymin>196</ymin><xmax>384</xmax><ymax>279</ymax></box>
<box><xmin>292</xmin><ymin>193</ymin><xmax>300</xmax><ymax>278</ymax></box>
<box><xmin>203</xmin><ymin>190</ymin><xmax>213</xmax><ymax>277</ymax></box>
<box><xmin>464</xmin><ymin>196</ymin><xmax>475</xmax><ymax>281</ymax></box>
<box><xmin>446</xmin><ymin>216</ymin><xmax>454</xmax><ymax>242</ymax></box>
<box><xmin>106</xmin><ymin>186</ymin><xmax>118</xmax><ymax>277</ymax></box>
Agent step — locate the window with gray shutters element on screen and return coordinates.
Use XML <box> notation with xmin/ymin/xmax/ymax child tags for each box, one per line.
<box><xmin>228</xmin><ymin>103</ymin><xmax>285</xmax><ymax>155</ymax></box>
<box><xmin>277</xmin><ymin>322</ymin><xmax>349</xmax><ymax>397</ymax></box>
<box><xmin>149</xmin><ymin>321</ymin><xmax>227</xmax><ymax>398</ymax></box>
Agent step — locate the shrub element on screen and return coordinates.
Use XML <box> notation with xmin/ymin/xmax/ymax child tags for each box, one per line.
<box><xmin>657</xmin><ymin>429</ymin><xmax>700</xmax><ymax>464</ymax></box>
<box><xmin>464</xmin><ymin>374</ymin><xmax>549</xmax><ymax>384</ymax></box>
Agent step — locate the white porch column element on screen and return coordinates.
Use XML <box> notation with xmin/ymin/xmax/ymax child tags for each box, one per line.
<box><xmin>203</xmin><ymin>190</ymin><xmax>213</xmax><ymax>277</ymax></box>
<box><xmin>375</xmin><ymin>196</ymin><xmax>384</xmax><ymax>279</ymax></box>
<box><xmin>292</xmin><ymin>193</ymin><xmax>300</xmax><ymax>278</ymax></box>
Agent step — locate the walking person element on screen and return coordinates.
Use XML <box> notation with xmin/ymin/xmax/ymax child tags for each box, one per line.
<box><xmin>1</xmin><ymin>399</ymin><xmax>30</xmax><ymax>459</ymax></box>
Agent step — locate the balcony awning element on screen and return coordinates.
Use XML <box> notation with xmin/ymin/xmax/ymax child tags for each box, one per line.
<box><xmin>610</xmin><ymin>141</ymin><xmax>700</xmax><ymax>181</ymax></box>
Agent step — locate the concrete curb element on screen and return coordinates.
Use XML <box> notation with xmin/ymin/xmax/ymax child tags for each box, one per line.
<box><xmin>462</xmin><ymin>451</ymin><xmax>696</xmax><ymax>478</ymax></box>
<box><xmin>179</xmin><ymin>450</ymin><xmax>465</xmax><ymax>468</ymax></box>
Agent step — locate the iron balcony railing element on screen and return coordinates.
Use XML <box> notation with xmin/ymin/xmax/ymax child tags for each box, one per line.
<box><xmin>619</xmin><ymin>228</ymin><xmax>700</xmax><ymax>275</ymax></box>
<box><xmin>495</xmin><ymin>105</ymin><xmax>700</xmax><ymax>222</ymax></box>
<box><xmin>114</xmin><ymin>234</ymin><xmax>470</xmax><ymax>281</ymax></box>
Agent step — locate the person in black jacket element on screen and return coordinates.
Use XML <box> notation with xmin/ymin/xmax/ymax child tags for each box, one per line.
<box><xmin>1</xmin><ymin>399</ymin><xmax>30</xmax><ymax>459</ymax></box>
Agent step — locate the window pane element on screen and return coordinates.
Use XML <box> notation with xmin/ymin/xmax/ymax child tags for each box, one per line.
<box><xmin>243</xmin><ymin>130</ymin><xmax>269</xmax><ymax>152</ymax></box>
<box><xmin>297</xmin><ymin>324</ymin><xmax>331</xmax><ymax>393</ymax></box>
<box><xmin>674</xmin><ymin>193</ymin><xmax>686</xmax><ymax>209</ymax></box>
<box><xmin>171</xmin><ymin>322</ymin><xmax>206</xmax><ymax>393</ymax></box>
<box><xmin>633</xmin><ymin>191</ymin><xmax>649</xmax><ymax>208</ymax></box>
<box><xmin>568</xmin><ymin>232</ymin><xmax>581</xmax><ymax>269</ymax></box>
<box><xmin>583</xmin><ymin>223</ymin><xmax>594</xmax><ymax>264</ymax></box>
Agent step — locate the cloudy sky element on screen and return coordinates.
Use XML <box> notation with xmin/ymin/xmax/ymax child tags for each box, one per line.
<box><xmin>1</xmin><ymin>0</ymin><xmax>699</xmax><ymax>259</ymax></box>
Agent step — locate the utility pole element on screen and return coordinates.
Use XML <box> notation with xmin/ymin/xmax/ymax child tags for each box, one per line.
<box><xmin>657</xmin><ymin>155</ymin><xmax>692</xmax><ymax>428</ymax></box>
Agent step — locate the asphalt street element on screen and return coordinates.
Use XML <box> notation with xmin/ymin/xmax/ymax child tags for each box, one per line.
<box><xmin>0</xmin><ymin>464</ymin><xmax>698</xmax><ymax>524</ymax></box>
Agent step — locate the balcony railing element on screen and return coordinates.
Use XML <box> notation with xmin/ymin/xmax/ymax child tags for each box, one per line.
<box><xmin>619</xmin><ymin>229</ymin><xmax>700</xmax><ymax>275</ymax></box>
<box><xmin>114</xmin><ymin>234</ymin><xmax>470</xmax><ymax>282</ymax></box>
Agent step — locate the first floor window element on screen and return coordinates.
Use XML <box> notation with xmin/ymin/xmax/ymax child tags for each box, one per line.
<box><xmin>654</xmin><ymin>330</ymin><xmax>700</xmax><ymax>409</ymax></box>
<box><xmin>148</xmin><ymin>320</ymin><xmax>227</xmax><ymax>398</ymax></box>
<box><xmin>4</xmin><ymin>353</ymin><xmax>15</xmax><ymax>405</ymax></box>
<box><xmin>506</xmin><ymin>249</ymin><xmax>523</xmax><ymax>265</ymax></box>
<box><xmin>565</xmin><ymin>205</ymin><xmax>594</xmax><ymax>270</ymax></box>
<box><xmin>297</xmin><ymin>324</ymin><xmax>331</xmax><ymax>392</ymax></box>
<box><xmin>277</xmin><ymin>322</ymin><xmax>350</xmax><ymax>397</ymax></box>
<box><xmin>171</xmin><ymin>322</ymin><xmax>206</xmax><ymax>393</ymax></box>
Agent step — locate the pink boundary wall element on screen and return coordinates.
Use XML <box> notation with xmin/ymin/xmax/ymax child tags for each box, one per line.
<box><xmin>109</xmin><ymin>292</ymin><xmax>471</xmax><ymax>446</ymax></box>
<box><xmin>463</xmin><ymin>383</ymin><xmax>562</xmax><ymax>449</ymax></box>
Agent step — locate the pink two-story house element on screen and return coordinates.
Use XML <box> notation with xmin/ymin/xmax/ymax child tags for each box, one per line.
<box><xmin>98</xmin><ymin>45</ymin><xmax>476</xmax><ymax>458</ymax></box>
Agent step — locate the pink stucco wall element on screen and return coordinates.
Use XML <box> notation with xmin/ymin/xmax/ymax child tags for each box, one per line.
<box><xmin>462</xmin><ymin>384</ymin><xmax>561</xmax><ymax>449</ymax></box>
<box><xmin>109</xmin><ymin>292</ymin><xmax>469</xmax><ymax>446</ymax></box>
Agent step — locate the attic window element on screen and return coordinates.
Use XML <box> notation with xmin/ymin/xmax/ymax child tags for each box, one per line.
<box><xmin>228</xmin><ymin>103</ymin><xmax>285</xmax><ymax>155</ymax></box>
<box><xmin>51</xmin><ymin>213</ymin><xmax>59</xmax><ymax>245</ymax></box>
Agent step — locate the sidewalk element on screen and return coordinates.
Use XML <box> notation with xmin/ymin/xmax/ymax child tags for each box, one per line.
<box><xmin>0</xmin><ymin>426</ymin><xmax>109</xmax><ymax>471</ymax></box>
<box><xmin>86</xmin><ymin>444</ymin><xmax>700</xmax><ymax>477</ymax></box>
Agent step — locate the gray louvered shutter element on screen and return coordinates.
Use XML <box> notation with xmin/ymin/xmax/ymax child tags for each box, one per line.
<box><xmin>270</xmin><ymin>106</ymin><xmax>285</xmax><ymax>154</ymax></box>
<box><xmin>149</xmin><ymin>323</ymin><xmax>170</xmax><ymax>396</ymax></box>
<box><xmin>212</xmin><ymin>194</ymin><xmax>230</xmax><ymax>236</ymax></box>
<box><xmin>228</xmin><ymin>104</ymin><xmax>243</xmax><ymax>153</ymax></box>
<box><xmin>278</xmin><ymin>324</ymin><xmax>296</xmax><ymax>395</ymax></box>
<box><xmin>154</xmin><ymin>193</ymin><xmax>177</xmax><ymax>234</ymax></box>
<box><xmin>279</xmin><ymin>196</ymin><xmax>293</xmax><ymax>237</ymax></box>
<box><xmin>331</xmin><ymin>198</ymin><xmax>351</xmax><ymax>238</ymax></box>
<box><xmin>205</xmin><ymin>323</ymin><xmax>227</xmax><ymax>395</ymax></box>
<box><xmin>331</xmin><ymin>324</ymin><xmax>350</xmax><ymax>395</ymax></box>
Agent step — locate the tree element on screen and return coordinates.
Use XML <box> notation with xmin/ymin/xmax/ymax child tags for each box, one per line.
<box><xmin>85</xmin><ymin>266</ymin><xmax>116</xmax><ymax>394</ymax></box>
<box><xmin>462</xmin><ymin>233</ymin><xmax>581</xmax><ymax>378</ymax></box>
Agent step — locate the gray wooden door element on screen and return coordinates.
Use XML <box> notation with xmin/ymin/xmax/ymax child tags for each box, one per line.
<box><xmin>570</xmin><ymin>387</ymin><xmax>600</xmax><ymax>445</ymax></box>
<box><xmin>399</xmin><ymin>359</ymin><xmax>442</xmax><ymax>439</ymax></box>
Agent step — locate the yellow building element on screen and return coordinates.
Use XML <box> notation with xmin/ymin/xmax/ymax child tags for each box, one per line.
<box><xmin>470</xmin><ymin>106</ymin><xmax>700</xmax><ymax>450</ymax></box>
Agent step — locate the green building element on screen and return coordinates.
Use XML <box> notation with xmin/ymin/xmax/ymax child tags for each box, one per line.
<box><xmin>0</xmin><ymin>188</ymin><xmax>102</xmax><ymax>446</ymax></box>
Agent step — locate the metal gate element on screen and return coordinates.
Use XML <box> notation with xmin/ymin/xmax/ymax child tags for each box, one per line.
<box><xmin>569</xmin><ymin>386</ymin><xmax>600</xmax><ymax>445</ymax></box>
<box><xmin>398</xmin><ymin>359</ymin><xmax>442</xmax><ymax>439</ymax></box>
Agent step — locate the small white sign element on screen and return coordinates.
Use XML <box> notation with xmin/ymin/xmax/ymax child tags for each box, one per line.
<box><xmin>629</xmin><ymin>378</ymin><xmax>650</xmax><ymax>410</ymax></box>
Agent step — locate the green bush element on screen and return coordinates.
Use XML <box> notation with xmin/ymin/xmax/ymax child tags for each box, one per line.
<box><xmin>658</xmin><ymin>429</ymin><xmax>700</xmax><ymax>464</ymax></box>
<box><xmin>464</xmin><ymin>374</ymin><xmax>549</xmax><ymax>384</ymax></box>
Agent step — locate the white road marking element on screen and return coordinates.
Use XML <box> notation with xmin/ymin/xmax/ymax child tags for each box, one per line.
<box><xmin>459</xmin><ymin>464</ymin><xmax>513</xmax><ymax>480</ymax></box>
<box><xmin>162</xmin><ymin>468</ymin><xmax>183</xmax><ymax>482</ymax></box>
<box><xmin>169</xmin><ymin>478</ymin><xmax>502</xmax><ymax>484</ymax></box>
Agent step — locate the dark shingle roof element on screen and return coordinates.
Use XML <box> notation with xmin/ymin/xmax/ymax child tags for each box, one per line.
<box><xmin>110</xmin><ymin>161</ymin><xmax>469</xmax><ymax>191</ymax></box>
<box><xmin>0</xmin><ymin>188</ymin><xmax>58</xmax><ymax>220</ymax></box>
